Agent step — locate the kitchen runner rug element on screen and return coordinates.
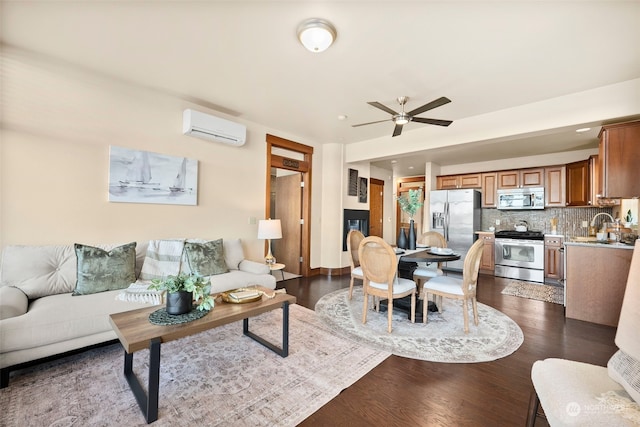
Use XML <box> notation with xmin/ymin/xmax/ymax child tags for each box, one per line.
<box><xmin>501</xmin><ymin>280</ymin><xmax>564</xmax><ymax>305</ymax></box>
<box><xmin>315</xmin><ymin>287</ymin><xmax>523</xmax><ymax>363</ymax></box>
<box><xmin>0</xmin><ymin>304</ymin><xmax>390</xmax><ymax>427</ymax></box>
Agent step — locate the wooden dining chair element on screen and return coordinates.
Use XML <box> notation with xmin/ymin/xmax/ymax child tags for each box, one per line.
<box><xmin>413</xmin><ymin>231</ymin><xmax>447</xmax><ymax>295</ymax></box>
<box><xmin>358</xmin><ymin>236</ymin><xmax>416</xmax><ymax>333</ymax></box>
<box><xmin>422</xmin><ymin>238</ymin><xmax>484</xmax><ymax>333</ymax></box>
<box><xmin>346</xmin><ymin>230</ymin><xmax>365</xmax><ymax>300</ymax></box>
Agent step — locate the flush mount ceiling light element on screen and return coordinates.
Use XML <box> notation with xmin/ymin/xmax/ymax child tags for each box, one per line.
<box><xmin>297</xmin><ymin>18</ymin><xmax>337</xmax><ymax>53</ymax></box>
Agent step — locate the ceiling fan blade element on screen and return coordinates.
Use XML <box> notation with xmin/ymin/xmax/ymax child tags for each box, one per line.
<box><xmin>407</xmin><ymin>96</ymin><xmax>451</xmax><ymax>117</ymax></box>
<box><xmin>411</xmin><ymin>117</ymin><xmax>453</xmax><ymax>127</ymax></box>
<box><xmin>352</xmin><ymin>118</ymin><xmax>393</xmax><ymax>127</ymax></box>
<box><xmin>368</xmin><ymin>101</ymin><xmax>398</xmax><ymax>116</ymax></box>
<box><xmin>392</xmin><ymin>123</ymin><xmax>404</xmax><ymax>137</ymax></box>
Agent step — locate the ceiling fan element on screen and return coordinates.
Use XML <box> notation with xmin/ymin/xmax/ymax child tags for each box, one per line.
<box><xmin>352</xmin><ymin>96</ymin><xmax>453</xmax><ymax>137</ymax></box>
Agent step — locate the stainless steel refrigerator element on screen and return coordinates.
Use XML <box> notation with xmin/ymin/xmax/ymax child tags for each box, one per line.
<box><xmin>429</xmin><ymin>189</ymin><xmax>481</xmax><ymax>271</ymax></box>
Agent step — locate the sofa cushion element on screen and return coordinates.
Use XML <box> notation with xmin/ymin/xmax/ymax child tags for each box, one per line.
<box><xmin>609</xmin><ymin>349</ymin><xmax>640</xmax><ymax>404</ymax></box>
<box><xmin>72</xmin><ymin>242</ymin><xmax>136</xmax><ymax>296</ymax></box>
<box><xmin>0</xmin><ymin>286</ymin><xmax>28</xmax><ymax>320</ymax></box>
<box><xmin>139</xmin><ymin>239</ymin><xmax>185</xmax><ymax>281</ymax></box>
<box><xmin>184</xmin><ymin>239</ymin><xmax>228</xmax><ymax>276</ymax></box>
<box><xmin>223</xmin><ymin>238</ymin><xmax>245</xmax><ymax>270</ymax></box>
<box><xmin>0</xmin><ymin>290</ymin><xmax>150</xmax><ymax>354</ymax></box>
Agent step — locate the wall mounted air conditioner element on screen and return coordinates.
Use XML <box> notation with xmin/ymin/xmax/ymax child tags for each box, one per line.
<box><xmin>182</xmin><ymin>109</ymin><xmax>246</xmax><ymax>146</ymax></box>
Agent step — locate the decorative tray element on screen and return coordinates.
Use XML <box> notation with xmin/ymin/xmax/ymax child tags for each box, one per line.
<box><xmin>220</xmin><ymin>288</ymin><xmax>262</xmax><ymax>304</ymax></box>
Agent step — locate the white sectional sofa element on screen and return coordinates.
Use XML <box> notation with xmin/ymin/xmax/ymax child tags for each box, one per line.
<box><xmin>0</xmin><ymin>238</ymin><xmax>276</xmax><ymax>387</ymax></box>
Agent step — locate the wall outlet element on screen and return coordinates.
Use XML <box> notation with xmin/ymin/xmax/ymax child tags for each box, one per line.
<box><xmin>248</xmin><ymin>216</ymin><xmax>257</xmax><ymax>225</ymax></box>
<box><xmin>495</xmin><ymin>219</ymin><xmax>501</xmax><ymax>225</ymax></box>
<box><xmin>582</xmin><ymin>221</ymin><xmax>588</xmax><ymax>228</ymax></box>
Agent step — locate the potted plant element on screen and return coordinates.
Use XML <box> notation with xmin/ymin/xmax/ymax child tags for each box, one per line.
<box><xmin>150</xmin><ymin>273</ymin><xmax>215</xmax><ymax>315</ymax></box>
<box><xmin>397</xmin><ymin>188</ymin><xmax>424</xmax><ymax>250</ymax></box>
<box><xmin>624</xmin><ymin>209</ymin><xmax>633</xmax><ymax>227</ymax></box>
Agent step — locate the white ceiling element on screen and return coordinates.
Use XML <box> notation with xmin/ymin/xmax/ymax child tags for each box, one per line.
<box><xmin>2</xmin><ymin>1</ymin><xmax>640</xmax><ymax>176</ymax></box>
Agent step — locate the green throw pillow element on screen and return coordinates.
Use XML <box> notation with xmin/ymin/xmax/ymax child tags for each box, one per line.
<box><xmin>73</xmin><ymin>242</ymin><xmax>137</xmax><ymax>296</ymax></box>
<box><xmin>184</xmin><ymin>239</ymin><xmax>229</xmax><ymax>276</ymax></box>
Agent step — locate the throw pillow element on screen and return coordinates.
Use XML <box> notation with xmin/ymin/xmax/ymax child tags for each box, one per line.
<box><xmin>184</xmin><ymin>239</ymin><xmax>229</xmax><ymax>276</ymax></box>
<box><xmin>608</xmin><ymin>349</ymin><xmax>640</xmax><ymax>404</ymax></box>
<box><xmin>73</xmin><ymin>242</ymin><xmax>137</xmax><ymax>296</ymax></box>
<box><xmin>223</xmin><ymin>238</ymin><xmax>245</xmax><ymax>270</ymax></box>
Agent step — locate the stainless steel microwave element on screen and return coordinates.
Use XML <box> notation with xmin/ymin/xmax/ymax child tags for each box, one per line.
<box><xmin>497</xmin><ymin>187</ymin><xmax>545</xmax><ymax>210</ymax></box>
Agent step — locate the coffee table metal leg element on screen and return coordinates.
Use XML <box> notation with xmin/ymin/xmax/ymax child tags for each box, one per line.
<box><xmin>123</xmin><ymin>337</ymin><xmax>161</xmax><ymax>424</ymax></box>
<box><xmin>243</xmin><ymin>301</ymin><xmax>289</xmax><ymax>357</ymax></box>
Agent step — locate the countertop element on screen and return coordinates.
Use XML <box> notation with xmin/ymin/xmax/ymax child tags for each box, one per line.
<box><xmin>564</xmin><ymin>240</ymin><xmax>635</xmax><ymax>250</ymax></box>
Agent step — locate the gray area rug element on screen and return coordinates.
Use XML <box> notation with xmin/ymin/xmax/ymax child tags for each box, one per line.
<box><xmin>0</xmin><ymin>304</ymin><xmax>390</xmax><ymax>427</ymax></box>
<box><xmin>501</xmin><ymin>280</ymin><xmax>564</xmax><ymax>305</ymax></box>
<box><xmin>315</xmin><ymin>287</ymin><xmax>524</xmax><ymax>363</ymax></box>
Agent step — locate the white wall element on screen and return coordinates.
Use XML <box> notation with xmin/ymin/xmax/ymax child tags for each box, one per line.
<box><xmin>0</xmin><ymin>45</ymin><xmax>324</xmax><ymax>266</ymax></box>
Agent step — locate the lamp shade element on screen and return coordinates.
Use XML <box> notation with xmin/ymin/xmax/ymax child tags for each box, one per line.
<box><xmin>257</xmin><ymin>219</ymin><xmax>282</xmax><ymax>240</ymax></box>
<box><xmin>297</xmin><ymin>18</ymin><xmax>337</xmax><ymax>53</ymax></box>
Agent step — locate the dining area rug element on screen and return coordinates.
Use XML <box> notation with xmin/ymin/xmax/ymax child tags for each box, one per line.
<box><xmin>0</xmin><ymin>304</ymin><xmax>389</xmax><ymax>427</ymax></box>
<box><xmin>315</xmin><ymin>287</ymin><xmax>524</xmax><ymax>363</ymax></box>
<box><xmin>501</xmin><ymin>280</ymin><xmax>564</xmax><ymax>304</ymax></box>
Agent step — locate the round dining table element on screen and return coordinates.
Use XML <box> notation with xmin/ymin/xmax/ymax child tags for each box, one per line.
<box><xmin>383</xmin><ymin>248</ymin><xmax>462</xmax><ymax>321</ymax></box>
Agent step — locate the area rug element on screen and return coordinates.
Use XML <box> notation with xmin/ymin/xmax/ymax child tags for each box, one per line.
<box><xmin>315</xmin><ymin>288</ymin><xmax>523</xmax><ymax>363</ymax></box>
<box><xmin>501</xmin><ymin>280</ymin><xmax>564</xmax><ymax>304</ymax></box>
<box><xmin>0</xmin><ymin>304</ymin><xmax>390</xmax><ymax>427</ymax></box>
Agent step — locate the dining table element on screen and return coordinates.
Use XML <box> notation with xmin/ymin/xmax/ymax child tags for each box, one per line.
<box><xmin>381</xmin><ymin>247</ymin><xmax>462</xmax><ymax>322</ymax></box>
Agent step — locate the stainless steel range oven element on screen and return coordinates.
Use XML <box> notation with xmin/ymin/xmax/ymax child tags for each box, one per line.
<box><xmin>494</xmin><ymin>230</ymin><xmax>545</xmax><ymax>283</ymax></box>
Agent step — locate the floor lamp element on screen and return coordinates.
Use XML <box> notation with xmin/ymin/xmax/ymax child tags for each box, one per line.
<box><xmin>258</xmin><ymin>219</ymin><xmax>282</xmax><ymax>265</ymax></box>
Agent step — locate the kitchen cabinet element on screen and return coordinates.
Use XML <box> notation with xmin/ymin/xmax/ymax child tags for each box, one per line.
<box><xmin>544</xmin><ymin>236</ymin><xmax>563</xmax><ymax>282</ymax></box>
<box><xmin>544</xmin><ymin>165</ymin><xmax>566</xmax><ymax>207</ymax></box>
<box><xmin>589</xmin><ymin>155</ymin><xmax>599</xmax><ymax>207</ymax></box>
<box><xmin>565</xmin><ymin>243</ymin><xmax>633</xmax><ymax>327</ymax></box>
<box><xmin>481</xmin><ymin>172</ymin><xmax>497</xmax><ymax>208</ymax></box>
<box><xmin>436</xmin><ymin>173</ymin><xmax>481</xmax><ymax>190</ymax></box>
<box><xmin>497</xmin><ymin>168</ymin><xmax>544</xmax><ymax>189</ymax></box>
<box><xmin>598</xmin><ymin>120</ymin><xmax>640</xmax><ymax>199</ymax></box>
<box><xmin>478</xmin><ymin>232</ymin><xmax>495</xmax><ymax>274</ymax></box>
<box><xmin>565</xmin><ymin>160</ymin><xmax>590</xmax><ymax>206</ymax></box>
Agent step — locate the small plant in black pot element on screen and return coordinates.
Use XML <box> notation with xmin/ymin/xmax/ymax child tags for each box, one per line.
<box><xmin>150</xmin><ymin>273</ymin><xmax>215</xmax><ymax>315</ymax></box>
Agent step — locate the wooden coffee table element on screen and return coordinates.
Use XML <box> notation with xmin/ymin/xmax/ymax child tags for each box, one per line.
<box><xmin>109</xmin><ymin>287</ymin><xmax>296</xmax><ymax>424</ymax></box>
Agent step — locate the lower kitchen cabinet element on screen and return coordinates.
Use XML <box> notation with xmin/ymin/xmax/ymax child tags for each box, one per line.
<box><xmin>544</xmin><ymin>236</ymin><xmax>564</xmax><ymax>282</ymax></box>
<box><xmin>565</xmin><ymin>243</ymin><xmax>633</xmax><ymax>326</ymax></box>
<box><xmin>478</xmin><ymin>232</ymin><xmax>495</xmax><ymax>274</ymax></box>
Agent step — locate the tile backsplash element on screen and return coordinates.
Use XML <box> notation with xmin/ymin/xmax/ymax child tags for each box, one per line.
<box><xmin>481</xmin><ymin>207</ymin><xmax>614</xmax><ymax>238</ymax></box>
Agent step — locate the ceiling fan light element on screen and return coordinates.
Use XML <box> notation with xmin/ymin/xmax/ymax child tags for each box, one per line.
<box><xmin>297</xmin><ymin>18</ymin><xmax>337</xmax><ymax>53</ymax></box>
<box><xmin>395</xmin><ymin>115</ymin><xmax>410</xmax><ymax>125</ymax></box>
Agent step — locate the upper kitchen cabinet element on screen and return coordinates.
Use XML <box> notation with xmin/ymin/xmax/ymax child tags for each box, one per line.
<box><xmin>589</xmin><ymin>155</ymin><xmax>599</xmax><ymax>207</ymax></box>
<box><xmin>598</xmin><ymin>121</ymin><xmax>640</xmax><ymax>199</ymax></box>
<box><xmin>497</xmin><ymin>168</ymin><xmax>544</xmax><ymax>189</ymax></box>
<box><xmin>566</xmin><ymin>160</ymin><xmax>590</xmax><ymax>206</ymax></box>
<box><xmin>481</xmin><ymin>172</ymin><xmax>498</xmax><ymax>208</ymax></box>
<box><xmin>544</xmin><ymin>165</ymin><xmax>566</xmax><ymax>207</ymax></box>
<box><xmin>436</xmin><ymin>173</ymin><xmax>481</xmax><ymax>190</ymax></box>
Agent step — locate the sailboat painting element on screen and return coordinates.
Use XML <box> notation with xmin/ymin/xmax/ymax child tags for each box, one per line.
<box><xmin>108</xmin><ymin>146</ymin><xmax>198</xmax><ymax>205</ymax></box>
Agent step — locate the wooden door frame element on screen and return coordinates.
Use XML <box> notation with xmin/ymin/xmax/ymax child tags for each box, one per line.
<box><xmin>266</xmin><ymin>134</ymin><xmax>313</xmax><ymax>277</ymax></box>
<box><xmin>369</xmin><ymin>178</ymin><xmax>385</xmax><ymax>238</ymax></box>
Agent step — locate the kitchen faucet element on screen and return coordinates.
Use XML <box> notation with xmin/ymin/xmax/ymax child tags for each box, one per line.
<box><xmin>590</xmin><ymin>213</ymin><xmax>615</xmax><ymax>230</ymax></box>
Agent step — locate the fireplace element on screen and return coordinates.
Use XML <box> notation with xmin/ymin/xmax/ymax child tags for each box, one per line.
<box><xmin>343</xmin><ymin>209</ymin><xmax>369</xmax><ymax>251</ymax></box>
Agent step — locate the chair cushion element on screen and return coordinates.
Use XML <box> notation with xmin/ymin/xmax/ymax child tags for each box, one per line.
<box><xmin>413</xmin><ymin>265</ymin><xmax>442</xmax><ymax>279</ymax></box>
<box><xmin>369</xmin><ymin>277</ymin><xmax>415</xmax><ymax>295</ymax></box>
<box><xmin>352</xmin><ymin>266</ymin><xmax>363</xmax><ymax>277</ymax></box>
<box><xmin>423</xmin><ymin>275</ymin><xmax>464</xmax><ymax>296</ymax></box>
<box><xmin>532</xmin><ymin>358</ymin><xmax>639</xmax><ymax>426</ymax></box>
<box><xmin>608</xmin><ymin>350</ymin><xmax>640</xmax><ymax>404</ymax></box>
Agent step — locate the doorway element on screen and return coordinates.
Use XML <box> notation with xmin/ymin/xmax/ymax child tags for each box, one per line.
<box><xmin>265</xmin><ymin>134</ymin><xmax>313</xmax><ymax>277</ymax></box>
<box><xmin>369</xmin><ymin>178</ymin><xmax>384</xmax><ymax>238</ymax></box>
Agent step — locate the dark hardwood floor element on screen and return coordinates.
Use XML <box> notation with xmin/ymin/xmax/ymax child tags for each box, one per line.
<box><xmin>280</xmin><ymin>273</ymin><xmax>618</xmax><ymax>427</ymax></box>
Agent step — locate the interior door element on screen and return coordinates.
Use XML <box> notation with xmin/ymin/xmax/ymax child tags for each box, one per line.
<box><xmin>369</xmin><ymin>178</ymin><xmax>384</xmax><ymax>237</ymax></box>
<box><xmin>273</xmin><ymin>172</ymin><xmax>302</xmax><ymax>275</ymax></box>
